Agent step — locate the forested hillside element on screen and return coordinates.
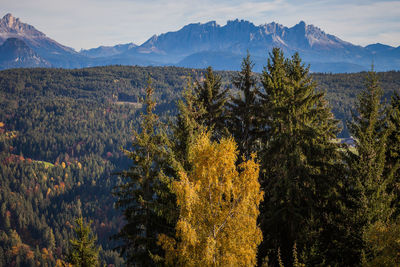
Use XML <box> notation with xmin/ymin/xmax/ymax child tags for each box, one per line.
<box><xmin>0</xmin><ymin>65</ymin><xmax>399</xmax><ymax>266</ymax></box>
<box><xmin>0</xmin><ymin>66</ymin><xmax>196</xmax><ymax>266</ymax></box>
<box><xmin>313</xmin><ymin>71</ymin><xmax>400</xmax><ymax>135</ymax></box>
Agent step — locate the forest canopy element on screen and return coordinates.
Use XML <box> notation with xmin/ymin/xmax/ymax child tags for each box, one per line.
<box><xmin>0</xmin><ymin>60</ymin><xmax>400</xmax><ymax>266</ymax></box>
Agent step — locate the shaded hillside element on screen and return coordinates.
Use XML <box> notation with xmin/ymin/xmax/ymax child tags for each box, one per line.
<box><xmin>0</xmin><ymin>38</ymin><xmax>50</xmax><ymax>69</ymax></box>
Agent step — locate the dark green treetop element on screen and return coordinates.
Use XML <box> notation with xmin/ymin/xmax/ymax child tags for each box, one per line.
<box><xmin>349</xmin><ymin>69</ymin><xmax>394</xmax><ymax>225</ymax></box>
<box><xmin>386</xmin><ymin>91</ymin><xmax>400</xmax><ymax>214</ymax></box>
<box><xmin>258</xmin><ymin>48</ymin><xmax>341</xmax><ymax>266</ymax></box>
<box><xmin>194</xmin><ymin>66</ymin><xmax>229</xmax><ymax>138</ymax></box>
<box><xmin>113</xmin><ymin>80</ymin><xmax>169</xmax><ymax>266</ymax></box>
<box><xmin>344</xmin><ymin>69</ymin><xmax>395</xmax><ymax>265</ymax></box>
<box><xmin>227</xmin><ymin>52</ymin><xmax>262</xmax><ymax>159</ymax></box>
<box><xmin>68</xmin><ymin>217</ymin><xmax>99</xmax><ymax>267</ymax></box>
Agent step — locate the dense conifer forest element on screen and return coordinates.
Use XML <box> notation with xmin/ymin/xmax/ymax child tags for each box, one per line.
<box><xmin>0</xmin><ymin>56</ymin><xmax>400</xmax><ymax>266</ymax></box>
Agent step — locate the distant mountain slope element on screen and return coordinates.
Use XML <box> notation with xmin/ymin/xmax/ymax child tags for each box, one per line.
<box><xmin>126</xmin><ymin>19</ymin><xmax>379</xmax><ymax>72</ymax></box>
<box><xmin>0</xmin><ymin>13</ymin><xmax>399</xmax><ymax>73</ymax></box>
<box><xmin>0</xmin><ymin>13</ymin><xmax>87</xmax><ymax>67</ymax></box>
<box><xmin>80</xmin><ymin>43</ymin><xmax>137</xmax><ymax>58</ymax></box>
<box><xmin>0</xmin><ymin>38</ymin><xmax>51</xmax><ymax>69</ymax></box>
<box><xmin>106</xmin><ymin>19</ymin><xmax>398</xmax><ymax>72</ymax></box>
<box><xmin>135</xmin><ymin>20</ymin><xmax>355</xmax><ymax>57</ymax></box>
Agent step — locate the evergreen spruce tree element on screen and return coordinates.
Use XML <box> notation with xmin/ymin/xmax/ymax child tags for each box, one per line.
<box><xmin>227</xmin><ymin>52</ymin><xmax>262</xmax><ymax>159</ymax></box>
<box><xmin>346</xmin><ymin>70</ymin><xmax>394</xmax><ymax>263</ymax></box>
<box><xmin>168</xmin><ymin>78</ymin><xmax>205</xmax><ymax>173</ymax></box>
<box><xmin>113</xmin><ymin>80</ymin><xmax>169</xmax><ymax>266</ymax></box>
<box><xmin>68</xmin><ymin>217</ymin><xmax>99</xmax><ymax>267</ymax></box>
<box><xmin>386</xmin><ymin>91</ymin><xmax>400</xmax><ymax>213</ymax></box>
<box><xmin>349</xmin><ymin>69</ymin><xmax>393</xmax><ymax>225</ymax></box>
<box><xmin>316</xmin><ymin>158</ymin><xmax>366</xmax><ymax>266</ymax></box>
<box><xmin>194</xmin><ymin>66</ymin><xmax>229</xmax><ymax>138</ymax></box>
<box><xmin>258</xmin><ymin>48</ymin><xmax>340</xmax><ymax>265</ymax></box>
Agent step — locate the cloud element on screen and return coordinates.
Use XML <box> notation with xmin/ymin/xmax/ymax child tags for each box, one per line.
<box><xmin>0</xmin><ymin>0</ymin><xmax>399</xmax><ymax>50</ymax></box>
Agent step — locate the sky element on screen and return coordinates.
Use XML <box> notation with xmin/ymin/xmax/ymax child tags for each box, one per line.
<box><xmin>1</xmin><ymin>0</ymin><xmax>399</xmax><ymax>51</ymax></box>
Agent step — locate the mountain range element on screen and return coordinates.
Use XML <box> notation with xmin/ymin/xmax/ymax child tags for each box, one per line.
<box><xmin>0</xmin><ymin>13</ymin><xmax>399</xmax><ymax>73</ymax></box>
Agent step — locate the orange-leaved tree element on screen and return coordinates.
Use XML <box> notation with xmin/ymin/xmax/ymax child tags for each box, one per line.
<box><xmin>158</xmin><ymin>131</ymin><xmax>263</xmax><ymax>267</ymax></box>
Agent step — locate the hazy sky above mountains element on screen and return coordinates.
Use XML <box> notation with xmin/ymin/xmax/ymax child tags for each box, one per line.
<box><xmin>1</xmin><ymin>0</ymin><xmax>399</xmax><ymax>50</ymax></box>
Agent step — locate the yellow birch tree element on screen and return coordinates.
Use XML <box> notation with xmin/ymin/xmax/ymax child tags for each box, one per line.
<box><xmin>158</xmin><ymin>132</ymin><xmax>263</xmax><ymax>267</ymax></box>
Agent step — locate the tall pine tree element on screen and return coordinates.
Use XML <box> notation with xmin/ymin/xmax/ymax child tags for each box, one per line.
<box><xmin>346</xmin><ymin>70</ymin><xmax>395</xmax><ymax>264</ymax></box>
<box><xmin>168</xmin><ymin>78</ymin><xmax>206</xmax><ymax>173</ymax></box>
<box><xmin>386</xmin><ymin>91</ymin><xmax>400</xmax><ymax>214</ymax></box>
<box><xmin>67</xmin><ymin>217</ymin><xmax>99</xmax><ymax>267</ymax></box>
<box><xmin>348</xmin><ymin>69</ymin><xmax>393</xmax><ymax>225</ymax></box>
<box><xmin>227</xmin><ymin>52</ymin><xmax>262</xmax><ymax>159</ymax></box>
<box><xmin>258</xmin><ymin>48</ymin><xmax>340</xmax><ymax>265</ymax></box>
<box><xmin>113</xmin><ymin>80</ymin><xmax>169</xmax><ymax>266</ymax></box>
<box><xmin>194</xmin><ymin>66</ymin><xmax>229</xmax><ymax>138</ymax></box>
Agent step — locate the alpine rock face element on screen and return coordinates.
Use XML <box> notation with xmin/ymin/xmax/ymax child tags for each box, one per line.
<box><xmin>0</xmin><ymin>13</ymin><xmax>86</xmax><ymax>68</ymax></box>
<box><xmin>95</xmin><ymin>19</ymin><xmax>400</xmax><ymax>72</ymax></box>
<box><xmin>0</xmin><ymin>38</ymin><xmax>51</xmax><ymax>69</ymax></box>
<box><xmin>0</xmin><ymin>14</ymin><xmax>399</xmax><ymax>73</ymax></box>
<box><xmin>143</xmin><ymin>19</ymin><xmax>373</xmax><ymax>72</ymax></box>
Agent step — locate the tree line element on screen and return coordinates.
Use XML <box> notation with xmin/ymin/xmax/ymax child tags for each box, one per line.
<box><xmin>114</xmin><ymin>49</ymin><xmax>400</xmax><ymax>266</ymax></box>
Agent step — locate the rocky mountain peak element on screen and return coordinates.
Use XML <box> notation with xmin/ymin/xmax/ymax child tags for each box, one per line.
<box><xmin>288</xmin><ymin>21</ymin><xmax>324</xmax><ymax>37</ymax></box>
<box><xmin>3</xmin><ymin>13</ymin><xmax>17</xmax><ymax>28</ymax></box>
<box><xmin>226</xmin><ymin>19</ymin><xmax>257</xmax><ymax>33</ymax></box>
<box><xmin>297</xmin><ymin>20</ymin><xmax>306</xmax><ymax>27</ymax></box>
<box><xmin>305</xmin><ymin>23</ymin><xmax>325</xmax><ymax>36</ymax></box>
<box><xmin>0</xmin><ymin>15</ymin><xmax>397</xmax><ymax>72</ymax></box>
<box><xmin>261</xmin><ymin>22</ymin><xmax>285</xmax><ymax>35</ymax></box>
<box><xmin>291</xmin><ymin>21</ymin><xmax>307</xmax><ymax>35</ymax></box>
<box><xmin>0</xmin><ymin>13</ymin><xmax>77</xmax><ymax>55</ymax></box>
<box><xmin>0</xmin><ymin>13</ymin><xmax>45</xmax><ymax>38</ymax></box>
<box><xmin>227</xmin><ymin>19</ymin><xmax>253</xmax><ymax>26</ymax></box>
<box><xmin>205</xmin><ymin>20</ymin><xmax>218</xmax><ymax>27</ymax></box>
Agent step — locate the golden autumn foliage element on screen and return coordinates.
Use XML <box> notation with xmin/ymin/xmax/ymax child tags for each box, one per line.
<box><xmin>0</xmin><ymin>122</ymin><xmax>17</xmax><ymax>141</ymax></box>
<box><xmin>11</xmin><ymin>245</ymin><xmax>20</xmax><ymax>255</ymax></box>
<box><xmin>41</xmin><ymin>248</ymin><xmax>52</xmax><ymax>260</ymax></box>
<box><xmin>158</xmin><ymin>132</ymin><xmax>263</xmax><ymax>267</ymax></box>
<box><xmin>56</xmin><ymin>259</ymin><xmax>73</xmax><ymax>267</ymax></box>
<box><xmin>26</xmin><ymin>249</ymin><xmax>34</xmax><ymax>260</ymax></box>
<box><xmin>46</xmin><ymin>188</ymin><xmax>52</xmax><ymax>197</ymax></box>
